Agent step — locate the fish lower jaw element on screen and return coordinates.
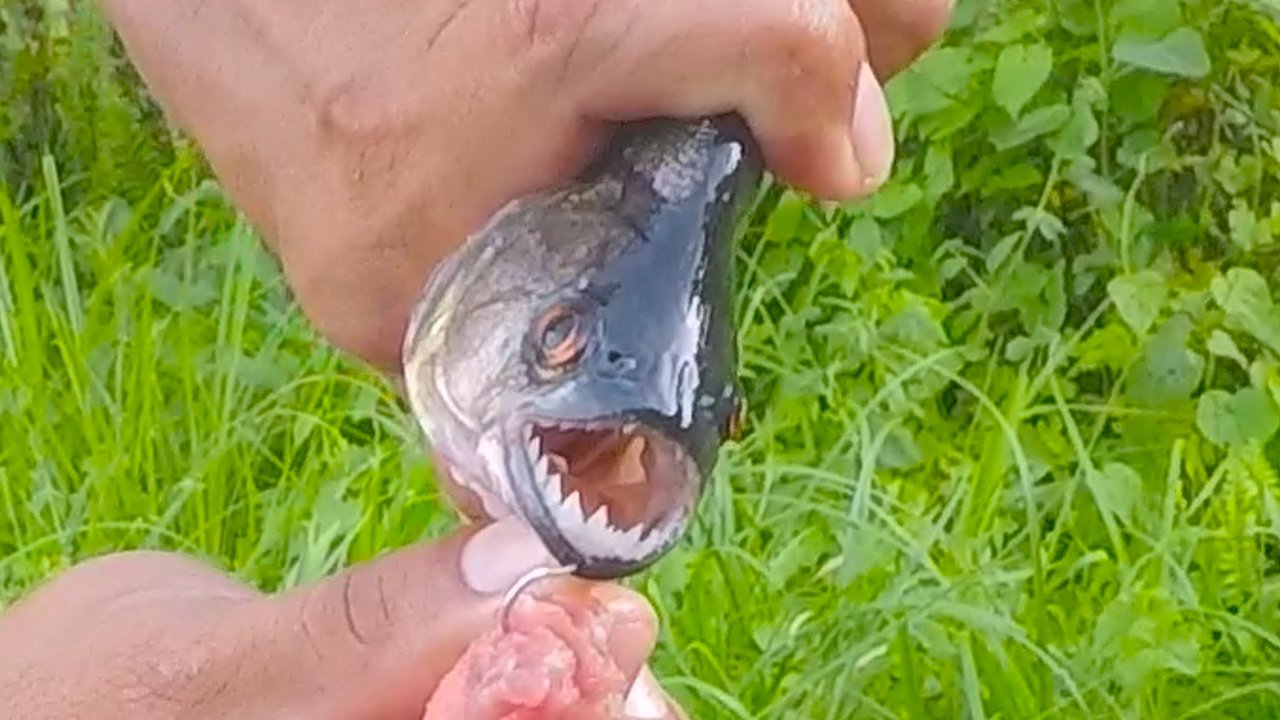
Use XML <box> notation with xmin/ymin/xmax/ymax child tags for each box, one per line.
<box><xmin>524</xmin><ymin>427</ymin><xmax>688</xmax><ymax>565</ymax></box>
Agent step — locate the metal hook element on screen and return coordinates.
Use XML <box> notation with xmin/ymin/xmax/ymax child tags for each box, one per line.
<box><xmin>499</xmin><ymin>563</ymin><xmax>578</xmax><ymax>630</ymax></box>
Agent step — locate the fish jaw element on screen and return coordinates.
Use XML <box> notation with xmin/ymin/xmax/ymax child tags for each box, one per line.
<box><xmin>500</xmin><ymin>415</ymin><xmax>701</xmax><ymax>580</ymax></box>
<box><xmin>419</xmin><ymin>409</ymin><xmax>699</xmax><ymax>579</ymax></box>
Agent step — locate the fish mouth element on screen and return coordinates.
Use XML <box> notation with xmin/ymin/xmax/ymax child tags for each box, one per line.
<box><xmin>505</xmin><ymin>416</ymin><xmax>700</xmax><ymax>579</ymax></box>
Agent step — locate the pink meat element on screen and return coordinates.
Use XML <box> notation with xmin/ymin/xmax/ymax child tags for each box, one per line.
<box><xmin>422</xmin><ymin>594</ymin><xmax>631</xmax><ymax>720</ymax></box>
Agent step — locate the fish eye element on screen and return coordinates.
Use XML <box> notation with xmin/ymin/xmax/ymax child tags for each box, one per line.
<box><xmin>533</xmin><ymin>303</ymin><xmax>587</xmax><ymax>371</ymax></box>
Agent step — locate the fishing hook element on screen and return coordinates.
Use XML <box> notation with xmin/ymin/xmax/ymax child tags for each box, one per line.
<box><xmin>499</xmin><ymin>563</ymin><xmax>578</xmax><ymax>631</ymax></box>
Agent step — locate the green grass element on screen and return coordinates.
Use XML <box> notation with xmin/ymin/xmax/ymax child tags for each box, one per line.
<box><xmin>6</xmin><ymin>0</ymin><xmax>1280</xmax><ymax>717</ymax></box>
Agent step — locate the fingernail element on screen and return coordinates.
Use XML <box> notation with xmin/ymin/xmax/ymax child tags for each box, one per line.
<box><xmin>591</xmin><ymin>584</ymin><xmax>659</xmax><ymax>682</ymax></box>
<box><xmin>624</xmin><ymin>667</ymin><xmax>670</xmax><ymax>719</ymax></box>
<box><xmin>592</xmin><ymin>584</ymin><xmax>658</xmax><ymax>629</ymax></box>
<box><xmin>850</xmin><ymin>62</ymin><xmax>896</xmax><ymax>189</ymax></box>
<box><xmin>460</xmin><ymin>517</ymin><xmax>555</xmax><ymax>594</ymax></box>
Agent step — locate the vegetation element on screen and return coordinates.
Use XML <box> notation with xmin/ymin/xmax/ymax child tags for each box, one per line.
<box><xmin>4</xmin><ymin>0</ymin><xmax>1280</xmax><ymax>716</ymax></box>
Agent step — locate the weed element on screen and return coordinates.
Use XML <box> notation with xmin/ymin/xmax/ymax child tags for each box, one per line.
<box><xmin>4</xmin><ymin>0</ymin><xmax>1280</xmax><ymax>717</ymax></box>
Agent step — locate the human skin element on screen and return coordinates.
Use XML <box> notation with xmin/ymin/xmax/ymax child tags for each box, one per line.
<box><xmin>98</xmin><ymin>0</ymin><xmax>952</xmax><ymax>374</ymax></box>
<box><xmin>0</xmin><ymin>523</ymin><xmax>668</xmax><ymax>720</ymax></box>
<box><xmin>0</xmin><ymin>0</ymin><xmax>951</xmax><ymax>718</ymax></box>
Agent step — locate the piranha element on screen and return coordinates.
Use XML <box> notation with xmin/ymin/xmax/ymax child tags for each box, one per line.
<box><xmin>401</xmin><ymin>115</ymin><xmax>762</xmax><ymax>580</ymax></box>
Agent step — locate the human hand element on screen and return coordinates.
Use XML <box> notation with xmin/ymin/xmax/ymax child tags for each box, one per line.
<box><xmin>0</xmin><ymin>520</ymin><xmax>686</xmax><ymax>720</ymax></box>
<box><xmin>99</xmin><ymin>0</ymin><xmax>952</xmax><ymax>374</ymax></box>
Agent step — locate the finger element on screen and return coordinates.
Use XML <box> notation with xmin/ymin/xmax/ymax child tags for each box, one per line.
<box><xmin>421</xmin><ymin>574</ymin><xmax>660</xmax><ymax>720</ymax></box>
<box><xmin>518</xmin><ymin>0</ymin><xmax>894</xmax><ymax>200</ymax></box>
<box><xmin>214</xmin><ymin>518</ymin><xmax>565</xmax><ymax>720</ymax></box>
<box><xmin>528</xmin><ymin>583</ymin><xmax>661</xmax><ymax>720</ymax></box>
<box><xmin>848</xmin><ymin>0</ymin><xmax>955</xmax><ymax>78</ymax></box>
<box><xmin>0</xmin><ymin>551</ymin><xmax>256</xmax><ymax>648</ymax></box>
<box><xmin>246</xmin><ymin>0</ymin><xmax>609</xmax><ymax>374</ymax></box>
<box><xmin>526</xmin><ymin>580</ymin><xmax>659</xmax><ymax>687</ymax></box>
<box><xmin>625</xmin><ymin>667</ymin><xmax>689</xmax><ymax>720</ymax></box>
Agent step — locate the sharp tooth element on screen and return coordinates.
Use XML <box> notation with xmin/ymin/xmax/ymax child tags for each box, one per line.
<box><xmin>554</xmin><ymin>495</ymin><xmax>579</xmax><ymax>535</ymax></box>
<box><xmin>562</xmin><ymin>491</ymin><xmax>585</xmax><ymax>522</ymax></box>
<box><xmin>526</xmin><ymin>434</ymin><xmax>542</xmax><ymax>459</ymax></box>
<box><xmin>527</xmin><ymin>449</ymin><xmax>548</xmax><ymax>485</ymax></box>
<box><xmin>619</xmin><ymin>524</ymin><xmax>644</xmax><ymax>547</ymax></box>
<box><xmin>544</xmin><ymin>470</ymin><xmax>563</xmax><ymax>500</ymax></box>
<box><xmin>585</xmin><ymin>506</ymin><xmax>616</xmax><ymax>549</ymax></box>
<box><xmin>587</xmin><ymin>505</ymin><xmax>610</xmax><ymax>534</ymax></box>
<box><xmin>639</xmin><ymin>519</ymin><xmax>671</xmax><ymax>552</ymax></box>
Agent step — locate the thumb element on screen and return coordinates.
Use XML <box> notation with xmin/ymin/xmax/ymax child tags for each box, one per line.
<box><xmin>221</xmin><ymin>518</ymin><xmax>566</xmax><ymax>720</ymax></box>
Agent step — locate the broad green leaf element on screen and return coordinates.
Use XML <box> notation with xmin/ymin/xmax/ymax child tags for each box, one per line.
<box><xmin>885</xmin><ymin>47</ymin><xmax>977</xmax><ymax>119</ymax></box>
<box><xmin>986</xmin><ymin>233</ymin><xmax>1020</xmax><ymax>272</ymax></box>
<box><xmin>1065</xmin><ymin>161</ymin><xmax>1125</xmax><ymax>209</ymax></box>
<box><xmin>763</xmin><ymin>190</ymin><xmax>809</xmax><ymax>243</ymax></box>
<box><xmin>1058</xmin><ymin>0</ymin><xmax>1096</xmax><ymax>35</ymax></box>
<box><xmin>921</xmin><ymin>100</ymin><xmax>984</xmax><ymax>141</ymax></box>
<box><xmin>1111</xmin><ymin>72</ymin><xmax>1171</xmax><ymax>123</ymax></box>
<box><xmin>1207</xmin><ymin>330</ymin><xmax>1249</xmax><ymax>369</ymax></box>
<box><xmin>923</xmin><ymin>143</ymin><xmax>955</xmax><ymax>201</ymax></box>
<box><xmin>1051</xmin><ymin>103</ymin><xmax>1099</xmax><ymax>158</ymax></box>
<box><xmin>1113</xmin><ymin>27</ymin><xmax>1211</xmax><ymax>79</ymax></box>
<box><xmin>974</xmin><ymin>7</ymin><xmax>1042</xmax><ymax>44</ymax></box>
<box><xmin>1127</xmin><ymin>315</ymin><xmax>1204</xmax><ymax>407</ymax></box>
<box><xmin>1229</xmin><ymin>203</ymin><xmax>1271</xmax><ymax>251</ymax></box>
<box><xmin>989</xmin><ymin>163</ymin><xmax>1044</xmax><ymax>191</ymax></box>
<box><xmin>1118</xmin><ymin>129</ymin><xmax>1179</xmax><ymax>172</ymax></box>
<box><xmin>1110</xmin><ymin>0</ymin><xmax>1184</xmax><ymax>37</ymax></box>
<box><xmin>1013</xmin><ymin>206</ymin><xmax>1066</xmax><ymax>241</ymax></box>
<box><xmin>1073</xmin><ymin>322</ymin><xmax>1139</xmax><ymax>372</ymax></box>
<box><xmin>1215</xmin><ymin>153</ymin><xmax>1256</xmax><ymax>196</ymax></box>
<box><xmin>869</xmin><ymin>181</ymin><xmax>924</xmax><ymax>219</ymax></box>
<box><xmin>1108</xmin><ymin>270</ymin><xmax>1166</xmax><ymax>336</ymax></box>
<box><xmin>1196</xmin><ymin>388</ymin><xmax>1280</xmax><ymax>448</ymax></box>
<box><xmin>846</xmin><ymin>214</ymin><xmax>883</xmax><ymax>263</ymax></box>
<box><xmin>995</xmin><ymin>259</ymin><xmax>1067</xmax><ymax>332</ymax></box>
<box><xmin>990</xmin><ymin>104</ymin><xmax>1072</xmax><ymax>150</ymax></box>
<box><xmin>992</xmin><ymin>43</ymin><xmax>1054</xmax><ymax>118</ymax></box>
<box><xmin>1212</xmin><ymin>268</ymin><xmax>1280</xmax><ymax>355</ymax></box>
<box><xmin>1089</xmin><ymin>462</ymin><xmax>1142</xmax><ymax>525</ymax></box>
<box><xmin>880</xmin><ymin>294</ymin><xmax>948</xmax><ymax>352</ymax></box>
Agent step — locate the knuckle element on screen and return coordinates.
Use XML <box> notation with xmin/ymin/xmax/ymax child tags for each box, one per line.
<box><xmin>504</xmin><ymin>0</ymin><xmax>611</xmax><ymax>64</ymax></box>
<box><xmin>106</xmin><ymin>626</ymin><xmax>237</xmax><ymax>714</ymax></box>
<box><xmin>748</xmin><ymin>1</ymin><xmax>860</xmax><ymax>103</ymax></box>
<box><xmin>300</xmin><ymin>567</ymin><xmax>401</xmax><ymax>653</ymax></box>
<box><xmin>338</xmin><ymin>570</ymin><xmax>395</xmax><ymax>646</ymax></box>
<box><xmin>308</xmin><ymin>77</ymin><xmax>405</xmax><ymax>210</ymax></box>
<box><xmin>313</xmin><ymin>76</ymin><xmax>394</xmax><ymax>150</ymax></box>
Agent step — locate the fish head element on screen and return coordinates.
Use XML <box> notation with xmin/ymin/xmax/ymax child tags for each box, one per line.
<box><xmin>403</xmin><ymin>117</ymin><xmax>761</xmax><ymax>579</ymax></box>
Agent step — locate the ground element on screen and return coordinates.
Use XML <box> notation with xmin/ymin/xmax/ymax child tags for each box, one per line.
<box><xmin>3</xmin><ymin>0</ymin><xmax>1280</xmax><ymax>717</ymax></box>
